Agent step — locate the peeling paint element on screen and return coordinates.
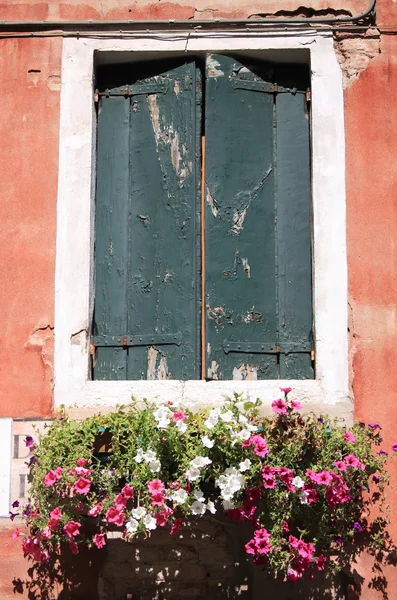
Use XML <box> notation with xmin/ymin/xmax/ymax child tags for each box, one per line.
<box><xmin>230</xmin><ymin>168</ymin><xmax>272</xmax><ymax>235</ymax></box>
<box><xmin>206</xmin><ymin>56</ymin><xmax>224</xmax><ymax>78</ymax></box>
<box><xmin>241</xmin><ymin>257</ymin><xmax>251</xmax><ymax>278</ymax></box>
<box><xmin>70</xmin><ymin>329</ymin><xmax>88</xmax><ymax>347</ymax></box>
<box><xmin>207</xmin><ymin>343</ymin><xmax>211</xmax><ymax>355</ymax></box>
<box><xmin>334</xmin><ymin>31</ymin><xmax>380</xmax><ymax>88</ymax></box>
<box><xmin>231</xmin><ymin>206</ymin><xmax>248</xmax><ymax>235</ymax></box>
<box><xmin>147</xmin><ymin>346</ymin><xmax>170</xmax><ymax>380</ymax></box>
<box><xmin>206</xmin><ymin>188</ymin><xmax>219</xmax><ymax>218</ymax></box>
<box><xmin>25</xmin><ymin>324</ymin><xmax>54</xmax><ymax>373</ymax></box>
<box><xmin>47</xmin><ymin>74</ymin><xmax>61</xmax><ymax>91</ymax></box>
<box><xmin>233</xmin><ymin>363</ymin><xmax>258</xmax><ymax>381</ymax></box>
<box><xmin>207</xmin><ymin>360</ymin><xmax>219</xmax><ymax>380</ymax></box>
<box><xmin>240</xmin><ymin>309</ymin><xmax>263</xmax><ymax>324</ymax></box>
<box><xmin>171</xmin><ymin>130</ymin><xmax>181</xmax><ymax>174</ymax></box>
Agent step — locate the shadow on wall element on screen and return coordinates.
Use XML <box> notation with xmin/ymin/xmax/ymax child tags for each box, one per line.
<box><xmin>11</xmin><ymin>516</ymin><xmax>397</xmax><ymax>600</ymax></box>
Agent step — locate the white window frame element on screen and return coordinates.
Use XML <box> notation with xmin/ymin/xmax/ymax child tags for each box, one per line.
<box><xmin>54</xmin><ymin>31</ymin><xmax>350</xmax><ymax>418</ymax></box>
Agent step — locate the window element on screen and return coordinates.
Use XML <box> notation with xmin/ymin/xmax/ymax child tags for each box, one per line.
<box><xmin>54</xmin><ymin>33</ymin><xmax>348</xmax><ymax>411</ymax></box>
<box><xmin>92</xmin><ymin>54</ymin><xmax>313</xmax><ymax>382</ymax></box>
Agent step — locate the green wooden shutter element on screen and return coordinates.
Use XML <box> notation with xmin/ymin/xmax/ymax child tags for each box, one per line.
<box><xmin>93</xmin><ymin>61</ymin><xmax>201</xmax><ymax>380</ymax></box>
<box><xmin>204</xmin><ymin>55</ymin><xmax>313</xmax><ymax>380</ymax></box>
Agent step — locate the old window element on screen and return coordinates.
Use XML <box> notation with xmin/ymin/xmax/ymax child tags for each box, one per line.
<box><xmin>92</xmin><ymin>54</ymin><xmax>313</xmax><ymax>382</ymax></box>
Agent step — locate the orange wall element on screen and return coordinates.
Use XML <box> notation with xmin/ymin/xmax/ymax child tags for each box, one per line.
<box><xmin>1</xmin><ymin>0</ymin><xmax>397</xmax><ymax>597</ymax></box>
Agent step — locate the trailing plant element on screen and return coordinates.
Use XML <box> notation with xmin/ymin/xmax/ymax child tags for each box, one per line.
<box><xmin>10</xmin><ymin>390</ymin><xmax>396</xmax><ymax>582</ymax></box>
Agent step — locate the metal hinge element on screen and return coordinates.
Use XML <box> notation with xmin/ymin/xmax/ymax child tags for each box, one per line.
<box><xmin>91</xmin><ymin>331</ymin><xmax>182</xmax><ymax>351</ymax></box>
<box><xmin>223</xmin><ymin>340</ymin><xmax>313</xmax><ymax>355</ymax></box>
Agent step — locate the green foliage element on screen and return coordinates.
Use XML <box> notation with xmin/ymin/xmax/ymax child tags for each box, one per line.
<box><xmin>14</xmin><ymin>392</ymin><xmax>394</xmax><ymax>583</ymax></box>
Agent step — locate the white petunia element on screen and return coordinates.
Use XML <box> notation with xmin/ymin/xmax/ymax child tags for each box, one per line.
<box><xmin>186</xmin><ymin>467</ymin><xmax>201</xmax><ymax>481</ymax></box>
<box><xmin>126</xmin><ymin>518</ymin><xmax>139</xmax><ymax>533</ymax></box>
<box><xmin>239</xmin><ymin>414</ymin><xmax>248</xmax><ymax>425</ymax></box>
<box><xmin>190</xmin><ymin>456</ymin><xmax>212</xmax><ymax>468</ymax></box>
<box><xmin>176</xmin><ymin>420</ymin><xmax>187</xmax><ymax>434</ymax></box>
<box><xmin>239</xmin><ymin>459</ymin><xmax>252</xmax><ymax>472</ymax></box>
<box><xmin>299</xmin><ymin>491</ymin><xmax>309</xmax><ymax>505</ymax></box>
<box><xmin>223</xmin><ymin>500</ymin><xmax>234</xmax><ymax>510</ymax></box>
<box><xmin>237</xmin><ymin>429</ymin><xmax>251</xmax><ymax>442</ymax></box>
<box><xmin>134</xmin><ymin>448</ymin><xmax>145</xmax><ymax>463</ymax></box>
<box><xmin>209</xmin><ymin>408</ymin><xmax>221</xmax><ymax>419</ymax></box>
<box><xmin>149</xmin><ymin>459</ymin><xmax>161</xmax><ymax>473</ymax></box>
<box><xmin>292</xmin><ymin>476</ymin><xmax>305</xmax><ymax>489</ymax></box>
<box><xmin>143</xmin><ymin>514</ymin><xmax>157</xmax><ymax>530</ymax></box>
<box><xmin>193</xmin><ymin>489</ymin><xmax>205</xmax><ymax>503</ymax></box>
<box><xmin>143</xmin><ymin>449</ymin><xmax>157</xmax><ymax>462</ymax></box>
<box><xmin>172</xmin><ymin>489</ymin><xmax>188</xmax><ymax>504</ymax></box>
<box><xmin>204</xmin><ymin>418</ymin><xmax>216</xmax><ymax>429</ymax></box>
<box><xmin>207</xmin><ymin>500</ymin><xmax>217</xmax><ymax>514</ymax></box>
<box><xmin>157</xmin><ymin>418</ymin><xmax>171</xmax><ymax>429</ymax></box>
<box><xmin>191</xmin><ymin>500</ymin><xmax>206</xmax><ymax>516</ymax></box>
<box><xmin>220</xmin><ymin>410</ymin><xmax>234</xmax><ymax>423</ymax></box>
<box><xmin>201</xmin><ymin>436</ymin><xmax>214</xmax><ymax>448</ymax></box>
<box><xmin>131</xmin><ymin>506</ymin><xmax>146</xmax><ymax>520</ymax></box>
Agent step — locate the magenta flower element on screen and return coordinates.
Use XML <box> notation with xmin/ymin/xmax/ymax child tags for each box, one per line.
<box><xmin>43</xmin><ymin>469</ymin><xmax>61</xmax><ymax>487</ymax></box>
<box><xmin>343</xmin><ymin>431</ymin><xmax>356</xmax><ymax>443</ymax></box>
<box><xmin>69</xmin><ymin>540</ymin><xmax>79</xmax><ymax>555</ymax></box>
<box><xmin>106</xmin><ymin>507</ymin><xmax>125</xmax><ymax>527</ymax></box>
<box><xmin>378</xmin><ymin>450</ymin><xmax>389</xmax><ymax>456</ymax></box>
<box><xmin>316</xmin><ymin>555</ymin><xmax>326</xmax><ymax>571</ymax></box>
<box><xmin>121</xmin><ymin>484</ymin><xmax>134</xmax><ymax>499</ymax></box>
<box><xmin>71</xmin><ymin>466</ymin><xmax>91</xmax><ymax>477</ymax></box>
<box><xmin>316</xmin><ymin>471</ymin><xmax>333</xmax><ymax>486</ymax></box>
<box><xmin>151</xmin><ymin>492</ymin><xmax>166</xmax><ymax>506</ymax></box>
<box><xmin>11</xmin><ymin>528</ymin><xmax>21</xmax><ymax>540</ymax></box>
<box><xmin>250</xmin><ymin>435</ymin><xmax>269</xmax><ymax>458</ymax></box>
<box><xmin>113</xmin><ymin>493</ymin><xmax>127</xmax><ymax>510</ymax></box>
<box><xmin>87</xmin><ymin>502</ymin><xmax>103</xmax><ymax>517</ymax></box>
<box><xmin>172</xmin><ymin>410</ymin><xmax>186</xmax><ymax>422</ymax></box>
<box><xmin>368</xmin><ymin>423</ymin><xmax>381</xmax><ymax>430</ymax></box>
<box><xmin>170</xmin><ymin>517</ymin><xmax>183</xmax><ymax>535</ymax></box>
<box><xmin>63</xmin><ymin>520</ymin><xmax>81</xmax><ymax>538</ymax></box>
<box><xmin>93</xmin><ymin>533</ymin><xmax>106</xmax><ymax>549</ymax></box>
<box><xmin>73</xmin><ymin>477</ymin><xmax>91</xmax><ymax>495</ymax></box>
<box><xmin>353</xmin><ymin>522</ymin><xmax>363</xmax><ymax>532</ymax></box>
<box><xmin>272</xmin><ymin>398</ymin><xmax>288</xmax><ymax>415</ymax></box>
<box><xmin>147</xmin><ymin>479</ymin><xmax>165</xmax><ymax>495</ymax></box>
<box><xmin>50</xmin><ymin>507</ymin><xmax>62</xmax><ymax>520</ymax></box>
<box><xmin>25</xmin><ymin>436</ymin><xmax>34</xmax><ymax>448</ymax></box>
<box><xmin>76</xmin><ymin>458</ymin><xmax>88</xmax><ymax>467</ymax></box>
<box><xmin>345</xmin><ymin>454</ymin><xmax>364</xmax><ymax>469</ymax></box>
<box><xmin>291</xmin><ymin>400</ymin><xmax>302</xmax><ymax>411</ymax></box>
<box><xmin>392</xmin><ymin>443</ymin><xmax>397</xmax><ymax>452</ymax></box>
<box><xmin>280</xmin><ymin>387</ymin><xmax>292</xmax><ymax>395</ymax></box>
<box><xmin>334</xmin><ymin>460</ymin><xmax>347</xmax><ymax>471</ymax></box>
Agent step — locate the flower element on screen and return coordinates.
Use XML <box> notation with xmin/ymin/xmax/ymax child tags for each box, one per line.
<box><xmin>280</xmin><ymin>387</ymin><xmax>292</xmax><ymax>395</ymax></box>
<box><xmin>12</xmin><ymin>528</ymin><xmax>21</xmax><ymax>540</ymax></box>
<box><xmin>172</xmin><ymin>489</ymin><xmax>188</xmax><ymax>504</ymax></box>
<box><xmin>76</xmin><ymin>458</ymin><xmax>88</xmax><ymax>467</ymax></box>
<box><xmin>126</xmin><ymin>518</ymin><xmax>139</xmax><ymax>534</ymax></box>
<box><xmin>63</xmin><ymin>521</ymin><xmax>81</xmax><ymax>538</ymax></box>
<box><xmin>220</xmin><ymin>410</ymin><xmax>233</xmax><ymax>422</ymax></box>
<box><xmin>69</xmin><ymin>541</ymin><xmax>79</xmax><ymax>555</ymax></box>
<box><xmin>191</xmin><ymin>500</ymin><xmax>206</xmax><ymax>516</ymax></box>
<box><xmin>106</xmin><ymin>507</ymin><xmax>125</xmax><ymax>527</ymax></box>
<box><xmin>202</xmin><ymin>436</ymin><xmax>214</xmax><ymax>448</ymax></box>
<box><xmin>50</xmin><ymin>507</ymin><xmax>62</xmax><ymax>520</ymax></box>
<box><xmin>143</xmin><ymin>514</ymin><xmax>157</xmax><ymax>530</ymax></box>
<box><xmin>344</xmin><ymin>431</ymin><xmax>356</xmax><ymax>443</ymax></box>
<box><xmin>291</xmin><ymin>476</ymin><xmax>305</xmax><ymax>489</ymax></box>
<box><xmin>345</xmin><ymin>454</ymin><xmax>364</xmax><ymax>469</ymax></box>
<box><xmin>114</xmin><ymin>493</ymin><xmax>127</xmax><ymax>510</ymax></box>
<box><xmin>131</xmin><ymin>507</ymin><xmax>146</xmax><ymax>520</ymax></box>
<box><xmin>44</xmin><ymin>470</ymin><xmax>61</xmax><ymax>487</ymax></box>
<box><xmin>291</xmin><ymin>400</ymin><xmax>302</xmax><ymax>411</ymax></box>
<box><xmin>316</xmin><ymin>471</ymin><xmax>333</xmax><ymax>486</ymax></box>
<box><xmin>190</xmin><ymin>456</ymin><xmax>212</xmax><ymax>468</ymax></box>
<box><xmin>121</xmin><ymin>484</ymin><xmax>134</xmax><ymax>499</ymax></box>
<box><xmin>334</xmin><ymin>460</ymin><xmax>347</xmax><ymax>471</ymax></box>
<box><xmin>392</xmin><ymin>443</ymin><xmax>397</xmax><ymax>452</ymax></box>
<box><xmin>25</xmin><ymin>436</ymin><xmax>34</xmax><ymax>448</ymax></box>
<box><xmin>151</xmin><ymin>493</ymin><xmax>166</xmax><ymax>506</ymax></box>
<box><xmin>353</xmin><ymin>521</ymin><xmax>363</xmax><ymax>532</ymax></box>
<box><xmin>170</xmin><ymin>518</ymin><xmax>183</xmax><ymax>535</ymax></box>
<box><xmin>176</xmin><ymin>420</ymin><xmax>188</xmax><ymax>434</ymax></box>
<box><xmin>148</xmin><ymin>479</ymin><xmax>165</xmax><ymax>495</ymax></box>
<box><xmin>87</xmin><ymin>502</ymin><xmax>103</xmax><ymax>517</ymax></box>
<box><xmin>207</xmin><ymin>500</ymin><xmax>217</xmax><ymax>514</ymax></box>
<box><xmin>72</xmin><ymin>466</ymin><xmax>91</xmax><ymax>477</ymax></box>
<box><xmin>186</xmin><ymin>467</ymin><xmax>201</xmax><ymax>481</ymax></box>
<box><xmin>368</xmin><ymin>423</ymin><xmax>381</xmax><ymax>430</ymax></box>
<box><xmin>93</xmin><ymin>533</ymin><xmax>106</xmax><ymax>548</ymax></box>
<box><xmin>134</xmin><ymin>448</ymin><xmax>145</xmax><ymax>463</ymax></box>
<box><xmin>73</xmin><ymin>477</ymin><xmax>91</xmax><ymax>495</ymax></box>
<box><xmin>239</xmin><ymin>459</ymin><xmax>252</xmax><ymax>473</ymax></box>
<box><xmin>149</xmin><ymin>460</ymin><xmax>161</xmax><ymax>473</ymax></box>
<box><xmin>12</xmin><ymin>500</ymin><xmax>20</xmax><ymax>508</ymax></box>
<box><xmin>245</xmin><ymin>435</ymin><xmax>269</xmax><ymax>458</ymax></box>
<box><xmin>172</xmin><ymin>410</ymin><xmax>186</xmax><ymax>422</ymax></box>
<box><xmin>272</xmin><ymin>398</ymin><xmax>288</xmax><ymax>415</ymax></box>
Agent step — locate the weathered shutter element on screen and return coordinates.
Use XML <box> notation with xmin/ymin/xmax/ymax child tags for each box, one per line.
<box><xmin>204</xmin><ymin>55</ymin><xmax>313</xmax><ymax>380</ymax></box>
<box><xmin>93</xmin><ymin>61</ymin><xmax>201</xmax><ymax>380</ymax></box>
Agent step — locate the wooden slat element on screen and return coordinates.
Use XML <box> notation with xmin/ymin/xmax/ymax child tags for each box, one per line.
<box><xmin>204</xmin><ymin>54</ymin><xmax>278</xmax><ymax>381</ymax></box>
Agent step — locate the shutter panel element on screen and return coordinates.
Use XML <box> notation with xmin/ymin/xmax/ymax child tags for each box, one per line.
<box><xmin>204</xmin><ymin>55</ymin><xmax>278</xmax><ymax>381</ymax></box>
<box><xmin>275</xmin><ymin>89</ymin><xmax>313</xmax><ymax>379</ymax></box>
<box><xmin>93</xmin><ymin>95</ymin><xmax>130</xmax><ymax>380</ymax></box>
<box><xmin>93</xmin><ymin>61</ymin><xmax>201</xmax><ymax>380</ymax></box>
<box><xmin>204</xmin><ymin>55</ymin><xmax>313</xmax><ymax>380</ymax></box>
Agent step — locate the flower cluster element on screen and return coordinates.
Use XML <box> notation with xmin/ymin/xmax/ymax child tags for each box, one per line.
<box><xmin>12</xmin><ymin>390</ymin><xmax>395</xmax><ymax>584</ymax></box>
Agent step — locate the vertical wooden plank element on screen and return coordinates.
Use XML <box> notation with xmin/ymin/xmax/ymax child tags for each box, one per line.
<box><xmin>276</xmin><ymin>90</ymin><xmax>313</xmax><ymax>379</ymax></box>
<box><xmin>205</xmin><ymin>55</ymin><xmax>278</xmax><ymax>381</ymax></box>
<box><xmin>127</xmin><ymin>62</ymin><xmax>201</xmax><ymax>380</ymax></box>
<box><xmin>93</xmin><ymin>96</ymin><xmax>130</xmax><ymax>380</ymax></box>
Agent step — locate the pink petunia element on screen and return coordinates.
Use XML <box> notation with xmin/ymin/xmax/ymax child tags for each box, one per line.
<box><xmin>71</xmin><ymin>466</ymin><xmax>91</xmax><ymax>477</ymax></box>
<box><xmin>63</xmin><ymin>521</ymin><xmax>81</xmax><ymax>538</ymax></box>
<box><xmin>245</xmin><ymin>539</ymin><xmax>256</xmax><ymax>555</ymax></box>
<box><xmin>150</xmin><ymin>492</ymin><xmax>166</xmax><ymax>506</ymax></box>
<box><xmin>248</xmin><ymin>435</ymin><xmax>269</xmax><ymax>458</ymax></box>
<box><xmin>172</xmin><ymin>410</ymin><xmax>186</xmax><ymax>422</ymax></box>
<box><xmin>246</xmin><ymin>487</ymin><xmax>261</xmax><ymax>501</ymax></box>
<box><xmin>344</xmin><ymin>431</ymin><xmax>356</xmax><ymax>443</ymax></box>
<box><xmin>44</xmin><ymin>470</ymin><xmax>61</xmax><ymax>487</ymax></box>
<box><xmin>271</xmin><ymin>398</ymin><xmax>288</xmax><ymax>415</ymax></box>
<box><xmin>147</xmin><ymin>479</ymin><xmax>165</xmax><ymax>495</ymax></box>
<box><xmin>106</xmin><ymin>507</ymin><xmax>125</xmax><ymax>527</ymax></box>
<box><xmin>291</xmin><ymin>400</ymin><xmax>302</xmax><ymax>411</ymax></box>
<box><xmin>316</xmin><ymin>554</ymin><xmax>326</xmax><ymax>571</ymax></box>
<box><xmin>280</xmin><ymin>387</ymin><xmax>292</xmax><ymax>395</ymax></box>
<box><xmin>334</xmin><ymin>460</ymin><xmax>347</xmax><ymax>471</ymax></box>
<box><xmin>41</xmin><ymin>526</ymin><xmax>51</xmax><ymax>540</ymax></box>
<box><xmin>316</xmin><ymin>471</ymin><xmax>333</xmax><ymax>486</ymax></box>
<box><xmin>69</xmin><ymin>540</ymin><xmax>79</xmax><ymax>555</ymax></box>
<box><xmin>73</xmin><ymin>477</ymin><xmax>91</xmax><ymax>495</ymax></box>
<box><xmin>287</xmin><ymin>567</ymin><xmax>301</xmax><ymax>582</ymax></box>
<box><xmin>76</xmin><ymin>458</ymin><xmax>88</xmax><ymax>467</ymax></box>
<box><xmin>113</xmin><ymin>493</ymin><xmax>127</xmax><ymax>511</ymax></box>
<box><xmin>121</xmin><ymin>484</ymin><xmax>134</xmax><ymax>499</ymax></box>
<box><xmin>48</xmin><ymin>518</ymin><xmax>60</xmax><ymax>531</ymax></box>
<box><xmin>50</xmin><ymin>507</ymin><xmax>62</xmax><ymax>520</ymax></box>
<box><xmin>345</xmin><ymin>454</ymin><xmax>362</xmax><ymax>468</ymax></box>
<box><xmin>11</xmin><ymin>528</ymin><xmax>21</xmax><ymax>540</ymax></box>
<box><xmin>170</xmin><ymin>517</ymin><xmax>183</xmax><ymax>535</ymax></box>
<box><xmin>87</xmin><ymin>502</ymin><xmax>103</xmax><ymax>517</ymax></box>
<box><xmin>93</xmin><ymin>533</ymin><xmax>106</xmax><ymax>549</ymax></box>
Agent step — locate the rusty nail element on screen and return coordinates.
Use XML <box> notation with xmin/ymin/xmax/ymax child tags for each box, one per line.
<box><xmin>311</xmin><ymin>349</ymin><xmax>315</xmax><ymax>361</ymax></box>
<box><xmin>89</xmin><ymin>344</ymin><xmax>95</xmax><ymax>356</ymax></box>
<box><xmin>93</xmin><ymin>90</ymin><xmax>99</xmax><ymax>103</ymax></box>
<box><xmin>121</xmin><ymin>337</ymin><xmax>128</xmax><ymax>347</ymax></box>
